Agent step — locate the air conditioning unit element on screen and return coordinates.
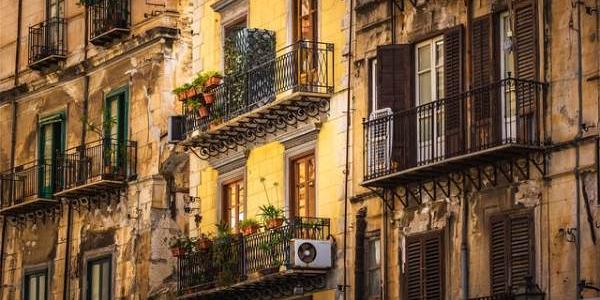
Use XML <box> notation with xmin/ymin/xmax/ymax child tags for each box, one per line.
<box><xmin>366</xmin><ymin>108</ymin><xmax>393</xmax><ymax>174</ymax></box>
<box><xmin>290</xmin><ymin>239</ymin><xmax>332</xmax><ymax>269</ymax></box>
<box><xmin>167</xmin><ymin>116</ymin><xmax>185</xmax><ymax>143</ymax></box>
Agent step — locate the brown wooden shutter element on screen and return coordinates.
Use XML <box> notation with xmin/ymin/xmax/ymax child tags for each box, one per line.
<box><xmin>444</xmin><ymin>26</ymin><xmax>464</xmax><ymax>156</ymax></box>
<box><xmin>405</xmin><ymin>231</ymin><xmax>444</xmax><ymax>300</ymax></box>
<box><xmin>514</xmin><ymin>0</ymin><xmax>539</xmax><ymax>143</ymax></box>
<box><xmin>376</xmin><ymin>44</ymin><xmax>415</xmax><ymax>169</ymax></box>
<box><xmin>489</xmin><ymin>211</ymin><xmax>534</xmax><ymax>295</ymax></box>
<box><xmin>471</xmin><ymin>14</ymin><xmax>499</xmax><ymax>150</ymax></box>
<box><xmin>354</xmin><ymin>208</ymin><xmax>367</xmax><ymax>299</ymax></box>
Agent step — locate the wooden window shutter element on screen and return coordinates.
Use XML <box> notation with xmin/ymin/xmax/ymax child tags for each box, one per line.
<box><xmin>355</xmin><ymin>208</ymin><xmax>367</xmax><ymax>299</ymax></box>
<box><xmin>443</xmin><ymin>26</ymin><xmax>464</xmax><ymax>156</ymax></box>
<box><xmin>489</xmin><ymin>212</ymin><xmax>534</xmax><ymax>295</ymax></box>
<box><xmin>376</xmin><ymin>44</ymin><xmax>415</xmax><ymax>169</ymax></box>
<box><xmin>470</xmin><ymin>14</ymin><xmax>499</xmax><ymax>149</ymax></box>
<box><xmin>405</xmin><ymin>231</ymin><xmax>444</xmax><ymax>300</ymax></box>
<box><xmin>514</xmin><ymin>0</ymin><xmax>538</xmax><ymax>81</ymax></box>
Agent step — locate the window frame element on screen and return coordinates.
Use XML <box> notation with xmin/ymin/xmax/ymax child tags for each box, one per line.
<box><xmin>221</xmin><ymin>177</ymin><xmax>246</xmax><ymax>232</ymax></box>
<box><xmin>23</xmin><ymin>267</ymin><xmax>49</xmax><ymax>300</ymax></box>
<box><xmin>293</xmin><ymin>0</ymin><xmax>318</xmax><ymax>42</ymax></box>
<box><xmin>38</xmin><ymin>112</ymin><xmax>65</xmax><ymax>198</ymax></box>
<box><xmin>289</xmin><ymin>151</ymin><xmax>316</xmax><ymax>218</ymax></box>
<box><xmin>81</xmin><ymin>247</ymin><xmax>115</xmax><ymax>300</ymax></box>
<box><xmin>86</xmin><ymin>256</ymin><xmax>113</xmax><ymax>300</ymax></box>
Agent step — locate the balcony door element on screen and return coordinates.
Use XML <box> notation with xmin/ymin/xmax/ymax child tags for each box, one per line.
<box><xmin>46</xmin><ymin>0</ymin><xmax>64</xmax><ymax>54</ymax></box>
<box><xmin>500</xmin><ymin>11</ymin><xmax>517</xmax><ymax>142</ymax></box>
<box><xmin>38</xmin><ymin>115</ymin><xmax>64</xmax><ymax>198</ymax></box>
<box><xmin>293</xmin><ymin>0</ymin><xmax>319</xmax><ymax>88</ymax></box>
<box><xmin>222</xmin><ymin>178</ymin><xmax>245</xmax><ymax>232</ymax></box>
<box><xmin>415</xmin><ymin>37</ymin><xmax>445</xmax><ymax>164</ymax></box>
<box><xmin>104</xmin><ymin>89</ymin><xmax>127</xmax><ymax>178</ymax></box>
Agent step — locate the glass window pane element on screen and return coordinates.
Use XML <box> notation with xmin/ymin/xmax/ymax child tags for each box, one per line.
<box><xmin>92</xmin><ymin>263</ymin><xmax>101</xmax><ymax>300</ymax></box>
<box><xmin>435</xmin><ymin>41</ymin><xmax>444</xmax><ymax>66</ymax></box>
<box><xmin>436</xmin><ymin>68</ymin><xmax>445</xmax><ymax>99</ymax></box>
<box><xmin>368</xmin><ymin>270</ymin><xmax>381</xmax><ymax>296</ymax></box>
<box><xmin>418</xmin><ymin>72</ymin><xmax>432</xmax><ymax>105</ymax></box>
<box><xmin>418</xmin><ymin>45</ymin><xmax>431</xmax><ymax>71</ymax></box>
<box><xmin>38</xmin><ymin>274</ymin><xmax>46</xmax><ymax>300</ymax></box>
<box><xmin>101</xmin><ymin>261</ymin><xmax>110</xmax><ymax>300</ymax></box>
<box><xmin>28</xmin><ymin>276</ymin><xmax>37</xmax><ymax>300</ymax></box>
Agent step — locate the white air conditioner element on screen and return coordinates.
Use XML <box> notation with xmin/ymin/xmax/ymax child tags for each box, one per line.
<box><xmin>290</xmin><ymin>239</ymin><xmax>332</xmax><ymax>269</ymax></box>
<box><xmin>366</xmin><ymin>108</ymin><xmax>393</xmax><ymax>174</ymax></box>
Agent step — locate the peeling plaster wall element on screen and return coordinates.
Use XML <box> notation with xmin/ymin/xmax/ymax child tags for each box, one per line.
<box><xmin>350</xmin><ymin>0</ymin><xmax>600</xmax><ymax>299</ymax></box>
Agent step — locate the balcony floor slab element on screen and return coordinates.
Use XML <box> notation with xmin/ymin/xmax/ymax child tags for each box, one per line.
<box><xmin>0</xmin><ymin>198</ymin><xmax>60</xmax><ymax>216</ymax></box>
<box><xmin>54</xmin><ymin>179</ymin><xmax>126</xmax><ymax>199</ymax></box>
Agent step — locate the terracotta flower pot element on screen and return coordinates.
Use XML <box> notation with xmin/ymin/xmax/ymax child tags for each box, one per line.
<box><xmin>170</xmin><ymin>247</ymin><xmax>186</xmax><ymax>257</ymax></box>
<box><xmin>241</xmin><ymin>225</ymin><xmax>260</xmax><ymax>236</ymax></box>
<box><xmin>204</xmin><ymin>76</ymin><xmax>222</xmax><ymax>90</ymax></box>
<box><xmin>196</xmin><ymin>239</ymin><xmax>213</xmax><ymax>250</ymax></box>
<box><xmin>266</xmin><ymin>218</ymin><xmax>285</xmax><ymax>230</ymax></box>
<box><xmin>198</xmin><ymin>106</ymin><xmax>209</xmax><ymax>118</ymax></box>
<box><xmin>203</xmin><ymin>92</ymin><xmax>215</xmax><ymax>105</ymax></box>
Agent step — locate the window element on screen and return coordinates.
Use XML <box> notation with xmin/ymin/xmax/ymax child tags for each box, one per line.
<box><xmin>87</xmin><ymin>256</ymin><xmax>112</xmax><ymax>300</ymax></box>
<box><xmin>368</xmin><ymin>58</ymin><xmax>378</xmax><ymax>114</ymax></box>
<box><xmin>366</xmin><ymin>235</ymin><xmax>381</xmax><ymax>299</ymax></box>
<box><xmin>405</xmin><ymin>231</ymin><xmax>444</xmax><ymax>300</ymax></box>
<box><xmin>222</xmin><ymin>178</ymin><xmax>245</xmax><ymax>231</ymax></box>
<box><xmin>24</xmin><ymin>270</ymin><xmax>48</xmax><ymax>300</ymax></box>
<box><xmin>415</xmin><ymin>36</ymin><xmax>445</xmax><ymax>163</ymax></box>
<box><xmin>38</xmin><ymin>114</ymin><xmax>64</xmax><ymax>198</ymax></box>
<box><xmin>489</xmin><ymin>211</ymin><xmax>534</xmax><ymax>295</ymax></box>
<box><xmin>290</xmin><ymin>153</ymin><xmax>316</xmax><ymax>218</ymax></box>
<box><xmin>46</xmin><ymin>0</ymin><xmax>64</xmax><ymax>49</ymax></box>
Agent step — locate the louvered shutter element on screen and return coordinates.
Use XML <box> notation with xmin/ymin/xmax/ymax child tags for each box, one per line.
<box><xmin>489</xmin><ymin>215</ymin><xmax>509</xmax><ymax>294</ymax></box>
<box><xmin>489</xmin><ymin>212</ymin><xmax>534</xmax><ymax>295</ymax></box>
<box><xmin>443</xmin><ymin>26</ymin><xmax>464</xmax><ymax>156</ymax></box>
<box><xmin>514</xmin><ymin>0</ymin><xmax>539</xmax><ymax>143</ymax></box>
<box><xmin>405</xmin><ymin>231</ymin><xmax>444</xmax><ymax>300</ymax></box>
<box><xmin>355</xmin><ymin>209</ymin><xmax>367</xmax><ymax>299</ymax></box>
<box><xmin>509</xmin><ymin>213</ymin><xmax>535</xmax><ymax>288</ymax></box>
<box><xmin>471</xmin><ymin>14</ymin><xmax>498</xmax><ymax>150</ymax></box>
<box><xmin>376</xmin><ymin>44</ymin><xmax>415</xmax><ymax>169</ymax></box>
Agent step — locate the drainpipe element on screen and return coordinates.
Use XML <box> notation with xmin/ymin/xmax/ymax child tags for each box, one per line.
<box><xmin>0</xmin><ymin>0</ymin><xmax>23</xmax><ymax>296</ymax></box>
<box><xmin>461</xmin><ymin>1</ymin><xmax>473</xmax><ymax>299</ymax></box>
<box><xmin>575</xmin><ymin>1</ymin><xmax>584</xmax><ymax>298</ymax></box>
<box><xmin>342</xmin><ymin>0</ymin><xmax>354</xmax><ymax>298</ymax></box>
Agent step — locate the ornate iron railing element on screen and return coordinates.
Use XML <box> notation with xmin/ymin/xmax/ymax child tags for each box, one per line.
<box><xmin>0</xmin><ymin>161</ymin><xmax>54</xmax><ymax>208</ymax></box>
<box><xmin>28</xmin><ymin>17</ymin><xmax>66</xmax><ymax>65</ymax></box>
<box><xmin>363</xmin><ymin>78</ymin><xmax>546</xmax><ymax>181</ymax></box>
<box><xmin>56</xmin><ymin>139</ymin><xmax>137</xmax><ymax>193</ymax></box>
<box><xmin>183</xmin><ymin>40</ymin><xmax>334</xmax><ymax>134</ymax></box>
<box><xmin>177</xmin><ymin>217</ymin><xmax>331</xmax><ymax>293</ymax></box>
<box><xmin>89</xmin><ymin>0</ymin><xmax>130</xmax><ymax>41</ymax></box>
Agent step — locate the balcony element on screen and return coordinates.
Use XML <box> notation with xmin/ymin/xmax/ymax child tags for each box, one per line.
<box><xmin>181</xmin><ymin>41</ymin><xmax>334</xmax><ymax>158</ymax></box>
<box><xmin>28</xmin><ymin>17</ymin><xmax>66</xmax><ymax>71</ymax></box>
<box><xmin>89</xmin><ymin>0</ymin><xmax>130</xmax><ymax>46</ymax></box>
<box><xmin>0</xmin><ymin>162</ymin><xmax>60</xmax><ymax>217</ymax></box>
<box><xmin>54</xmin><ymin>139</ymin><xmax>137</xmax><ymax>198</ymax></box>
<box><xmin>177</xmin><ymin>217</ymin><xmax>332</xmax><ymax>299</ymax></box>
<box><xmin>363</xmin><ymin>78</ymin><xmax>546</xmax><ymax>187</ymax></box>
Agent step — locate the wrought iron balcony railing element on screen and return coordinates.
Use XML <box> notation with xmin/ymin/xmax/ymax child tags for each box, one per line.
<box><xmin>177</xmin><ymin>217</ymin><xmax>331</xmax><ymax>294</ymax></box>
<box><xmin>468</xmin><ymin>294</ymin><xmax>514</xmax><ymax>300</ymax></box>
<box><xmin>54</xmin><ymin>139</ymin><xmax>137</xmax><ymax>197</ymax></box>
<box><xmin>183</xmin><ymin>41</ymin><xmax>334</xmax><ymax>136</ymax></box>
<box><xmin>89</xmin><ymin>0</ymin><xmax>130</xmax><ymax>45</ymax></box>
<box><xmin>28</xmin><ymin>17</ymin><xmax>66</xmax><ymax>70</ymax></box>
<box><xmin>0</xmin><ymin>161</ymin><xmax>59</xmax><ymax>216</ymax></box>
<box><xmin>363</xmin><ymin>78</ymin><xmax>546</xmax><ymax>184</ymax></box>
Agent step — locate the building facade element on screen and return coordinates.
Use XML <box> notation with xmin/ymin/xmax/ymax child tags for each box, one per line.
<box><xmin>0</xmin><ymin>0</ymin><xmax>194</xmax><ymax>299</ymax></box>
<box><xmin>351</xmin><ymin>0</ymin><xmax>600</xmax><ymax>299</ymax></box>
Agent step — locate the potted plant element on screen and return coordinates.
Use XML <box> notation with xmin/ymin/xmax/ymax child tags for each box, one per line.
<box><xmin>258</xmin><ymin>203</ymin><xmax>285</xmax><ymax>230</ymax></box>
<box><xmin>202</xmin><ymin>70</ymin><xmax>223</xmax><ymax>89</ymax></box>
<box><xmin>186</xmin><ymin>98</ymin><xmax>209</xmax><ymax>118</ymax></box>
<box><xmin>257</xmin><ymin>230</ymin><xmax>288</xmax><ymax>275</ymax></box>
<box><xmin>239</xmin><ymin>218</ymin><xmax>261</xmax><ymax>236</ymax></box>
<box><xmin>173</xmin><ymin>83</ymin><xmax>199</xmax><ymax>102</ymax></box>
<box><xmin>195</xmin><ymin>232</ymin><xmax>214</xmax><ymax>250</ymax></box>
<box><xmin>213</xmin><ymin>223</ymin><xmax>239</xmax><ymax>285</ymax></box>
<box><xmin>167</xmin><ymin>235</ymin><xmax>192</xmax><ymax>257</ymax></box>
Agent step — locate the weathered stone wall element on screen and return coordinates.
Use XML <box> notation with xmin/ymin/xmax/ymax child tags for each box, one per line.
<box><xmin>351</xmin><ymin>0</ymin><xmax>600</xmax><ymax>299</ymax></box>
